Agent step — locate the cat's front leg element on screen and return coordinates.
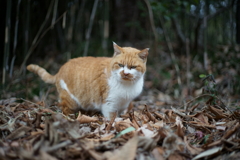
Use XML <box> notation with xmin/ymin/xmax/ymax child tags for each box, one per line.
<box><xmin>101</xmin><ymin>102</ymin><xmax>119</xmax><ymax>120</ymax></box>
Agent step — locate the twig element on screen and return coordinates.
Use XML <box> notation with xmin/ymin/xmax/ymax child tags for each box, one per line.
<box><xmin>19</xmin><ymin>0</ymin><xmax>55</xmax><ymax>74</ymax></box>
<box><xmin>183</xmin><ymin>94</ymin><xmax>235</xmax><ymax>116</ymax></box>
<box><xmin>44</xmin><ymin>140</ymin><xmax>72</xmax><ymax>152</ymax></box>
<box><xmin>19</xmin><ymin>10</ymin><xmax>67</xmax><ymax>74</ymax></box>
<box><xmin>83</xmin><ymin>0</ymin><xmax>99</xmax><ymax>56</ymax></box>
<box><xmin>159</xmin><ymin>16</ymin><xmax>182</xmax><ymax>87</ymax></box>
<box><xmin>20</xmin><ymin>98</ymin><xmax>42</xmax><ymax>108</ymax></box>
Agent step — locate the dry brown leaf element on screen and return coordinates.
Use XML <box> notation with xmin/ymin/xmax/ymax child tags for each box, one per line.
<box><xmin>81</xmin><ymin>142</ymin><xmax>103</xmax><ymax>160</ymax></box>
<box><xmin>138</xmin><ymin>123</ymin><xmax>155</xmax><ymax>138</ymax></box>
<box><xmin>129</xmin><ymin>112</ymin><xmax>140</xmax><ymax>129</ymax></box>
<box><xmin>143</xmin><ymin>105</ymin><xmax>157</xmax><ymax>122</ymax></box>
<box><xmin>162</xmin><ymin>133</ymin><xmax>185</xmax><ymax>158</ymax></box>
<box><xmin>188</xmin><ymin>121</ymin><xmax>215</xmax><ymax>129</ymax></box>
<box><xmin>137</xmin><ymin>136</ymin><xmax>157</xmax><ymax>151</ymax></box>
<box><xmin>222</xmin><ymin>122</ymin><xmax>239</xmax><ymax>139</ymax></box>
<box><xmin>100</xmin><ymin>133</ymin><xmax>115</xmax><ymax>141</ymax></box>
<box><xmin>184</xmin><ymin>136</ymin><xmax>203</xmax><ymax>155</ymax></box>
<box><xmin>152</xmin><ymin>120</ymin><xmax>164</xmax><ymax>130</ymax></box>
<box><xmin>39</xmin><ymin>151</ymin><xmax>58</xmax><ymax>160</ymax></box>
<box><xmin>168</xmin><ymin>153</ymin><xmax>185</xmax><ymax>160</ymax></box>
<box><xmin>154</xmin><ymin>111</ymin><xmax>165</xmax><ymax>120</ymax></box>
<box><xmin>7</xmin><ymin>126</ymin><xmax>32</xmax><ymax>140</ymax></box>
<box><xmin>165</xmin><ymin>109</ymin><xmax>177</xmax><ymax>123</ymax></box>
<box><xmin>192</xmin><ymin>147</ymin><xmax>223</xmax><ymax>160</ymax></box>
<box><xmin>152</xmin><ymin>147</ymin><xmax>165</xmax><ymax>160</ymax></box>
<box><xmin>208</xmin><ymin>105</ymin><xmax>228</xmax><ymax>119</ymax></box>
<box><xmin>103</xmin><ymin>135</ymin><xmax>138</xmax><ymax>160</ymax></box>
<box><xmin>115</xmin><ymin>119</ymin><xmax>135</xmax><ymax>139</ymax></box>
<box><xmin>76</xmin><ymin>113</ymin><xmax>99</xmax><ymax>124</ymax></box>
<box><xmin>194</xmin><ymin>112</ymin><xmax>209</xmax><ymax>124</ymax></box>
<box><xmin>176</xmin><ymin>123</ymin><xmax>184</xmax><ymax>139</ymax></box>
<box><xmin>106</xmin><ymin>112</ymin><xmax>117</xmax><ymax>133</ymax></box>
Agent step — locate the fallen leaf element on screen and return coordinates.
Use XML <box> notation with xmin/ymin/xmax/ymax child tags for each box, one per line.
<box><xmin>138</xmin><ymin>125</ymin><xmax>154</xmax><ymax>138</ymax></box>
<box><xmin>192</xmin><ymin>147</ymin><xmax>223</xmax><ymax>160</ymax></box>
<box><xmin>152</xmin><ymin>147</ymin><xmax>165</xmax><ymax>160</ymax></box>
<box><xmin>7</xmin><ymin>126</ymin><xmax>32</xmax><ymax>140</ymax></box>
<box><xmin>115</xmin><ymin>119</ymin><xmax>135</xmax><ymax>139</ymax></box>
<box><xmin>103</xmin><ymin>135</ymin><xmax>138</xmax><ymax>160</ymax></box>
<box><xmin>76</xmin><ymin>113</ymin><xmax>99</xmax><ymax>124</ymax></box>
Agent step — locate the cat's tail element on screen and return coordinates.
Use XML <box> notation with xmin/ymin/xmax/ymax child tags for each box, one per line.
<box><xmin>27</xmin><ymin>64</ymin><xmax>56</xmax><ymax>84</ymax></box>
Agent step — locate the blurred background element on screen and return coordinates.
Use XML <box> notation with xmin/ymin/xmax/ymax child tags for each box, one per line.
<box><xmin>0</xmin><ymin>0</ymin><xmax>240</xmax><ymax>107</ymax></box>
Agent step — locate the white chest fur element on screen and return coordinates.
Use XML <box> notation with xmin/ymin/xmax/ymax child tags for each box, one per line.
<box><xmin>101</xmin><ymin>70</ymin><xmax>144</xmax><ymax>119</ymax></box>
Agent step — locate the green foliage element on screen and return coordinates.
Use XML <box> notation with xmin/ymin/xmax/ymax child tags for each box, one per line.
<box><xmin>159</xmin><ymin>69</ymin><xmax>171</xmax><ymax>79</ymax></box>
<box><xmin>200</xmin><ymin>74</ymin><xmax>217</xmax><ymax>95</ymax></box>
<box><xmin>150</xmin><ymin>0</ymin><xmax>199</xmax><ymax>19</ymax></box>
<box><xmin>115</xmin><ymin>127</ymin><xmax>136</xmax><ymax>138</ymax></box>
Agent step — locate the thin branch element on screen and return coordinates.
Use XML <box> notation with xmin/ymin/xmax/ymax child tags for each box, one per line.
<box><xmin>19</xmin><ymin>2</ymin><xmax>68</xmax><ymax>75</ymax></box>
<box><xmin>32</xmin><ymin>0</ymin><xmax>54</xmax><ymax>46</ymax></box>
<box><xmin>143</xmin><ymin>0</ymin><xmax>158</xmax><ymax>42</ymax></box>
<box><xmin>19</xmin><ymin>0</ymin><xmax>55</xmax><ymax>74</ymax></box>
<box><xmin>159</xmin><ymin>16</ymin><xmax>182</xmax><ymax>87</ymax></box>
<box><xmin>171</xmin><ymin>17</ymin><xmax>186</xmax><ymax>45</ymax></box>
<box><xmin>83</xmin><ymin>0</ymin><xmax>99</xmax><ymax>56</ymax></box>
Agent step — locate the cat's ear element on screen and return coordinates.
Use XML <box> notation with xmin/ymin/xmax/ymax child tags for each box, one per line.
<box><xmin>138</xmin><ymin>48</ymin><xmax>149</xmax><ymax>62</ymax></box>
<box><xmin>113</xmin><ymin>42</ymin><xmax>122</xmax><ymax>56</ymax></box>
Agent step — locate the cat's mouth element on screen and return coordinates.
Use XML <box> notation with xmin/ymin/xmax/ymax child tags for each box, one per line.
<box><xmin>122</xmin><ymin>77</ymin><xmax>131</xmax><ymax>81</ymax></box>
<box><xmin>121</xmin><ymin>75</ymin><xmax>134</xmax><ymax>81</ymax></box>
<box><xmin>120</xmin><ymin>71</ymin><xmax>134</xmax><ymax>81</ymax></box>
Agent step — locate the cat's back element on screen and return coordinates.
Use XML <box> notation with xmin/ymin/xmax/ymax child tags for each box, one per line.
<box><xmin>55</xmin><ymin>56</ymin><xmax>111</xmax><ymax>94</ymax></box>
<box><xmin>57</xmin><ymin>56</ymin><xmax>111</xmax><ymax>76</ymax></box>
<box><xmin>66</xmin><ymin>56</ymin><xmax>110</xmax><ymax>68</ymax></box>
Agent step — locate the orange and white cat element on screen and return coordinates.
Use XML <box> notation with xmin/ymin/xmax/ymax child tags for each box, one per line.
<box><xmin>27</xmin><ymin>42</ymin><xmax>149</xmax><ymax>119</ymax></box>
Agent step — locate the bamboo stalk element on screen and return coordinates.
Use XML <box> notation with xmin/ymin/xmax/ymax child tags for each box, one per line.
<box><xmin>74</xmin><ymin>0</ymin><xmax>86</xmax><ymax>46</ymax></box>
<box><xmin>203</xmin><ymin>17</ymin><xmax>208</xmax><ymax>71</ymax></box>
<box><xmin>144</xmin><ymin>0</ymin><xmax>158</xmax><ymax>56</ymax></box>
<box><xmin>23</xmin><ymin>0</ymin><xmax>30</xmax><ymax>63</ymax></box>
<box><xmin>83</xmin><ymin>0</ymin><xmax>99</xmax><ymax>57</ymax></box>
<box><xmin>10</xmin><ymin>0</ymin><xmax>21</xmax><ymax>78</ymax></box>
<box><xmin>66</xmin><ymin>2</ymin><xmax>77</xmax><ymax>59</ymax></box>
<box><xmin>144</xmin><ymin>0</ymin><xmax>157</xmax><ymax>41</ymax></box>
<box><xmin>102</xmin><ymin>0</ymin><xmax>109</xmax><ymax>55</ymax></box>
<box><xmin>3</xmin><ymin>0</ymin><xmax>12</xmax><ymax>85</ymax></box>
<box><xmin>186</xmin><ymin>38</ymin><xmax>190</xmax><ymax>94</ymax></box>
<box><xmin>51</xmin><ymin>0</ymin><xmax>59</xmax><ymax>29</ymax></box>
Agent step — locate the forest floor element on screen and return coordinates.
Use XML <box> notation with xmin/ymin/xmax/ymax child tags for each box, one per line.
<box><xmin>1</xmin><ymin>88</ymin><xmax>240</xmax><ymax>160</ymax></box>
<box><xmin>1</xmin><ymin>46</ymin><xmax>240</xmax><ymax>159</ymax></box>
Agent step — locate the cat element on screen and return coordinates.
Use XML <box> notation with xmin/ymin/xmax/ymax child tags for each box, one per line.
<box><xmin>27</xmin><ymin>42</ymin><xmax>149</xmax><ymax>119</ymax></box>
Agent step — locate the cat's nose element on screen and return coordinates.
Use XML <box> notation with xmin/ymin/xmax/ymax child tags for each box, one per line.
<box><xmin>123</xmin><ymin>72</ymin><xmax>129</xmax><ymax>76</ymax></box>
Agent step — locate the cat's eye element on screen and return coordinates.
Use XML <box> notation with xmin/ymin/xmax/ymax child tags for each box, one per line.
<box><xmin>130</xmin><ymin>66</ymin><xmax>137</xmax><ymax>69</ymax></box>
<box><xmin>118</xmin><ymin>64</ymin><xmax>124</xmax><ymax>67</ymax></box>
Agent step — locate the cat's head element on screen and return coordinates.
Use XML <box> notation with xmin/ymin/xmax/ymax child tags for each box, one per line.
<box><xmin>110</xmin><ymin>42</ymin><xmax>149</xmax><ymax>82</ymax></box>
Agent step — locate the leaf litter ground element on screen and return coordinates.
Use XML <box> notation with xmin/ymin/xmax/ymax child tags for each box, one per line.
<box><xmin>0</xmin><ymin>94</ymin><xmax>240</xmax><ymax>160</ymax></box>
